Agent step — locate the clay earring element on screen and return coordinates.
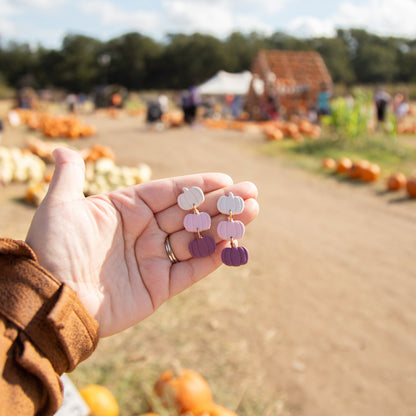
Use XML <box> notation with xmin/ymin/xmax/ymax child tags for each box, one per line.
<box><xmin>217</xmin><ymin>192</ymin><xmax>249</xmax><ymax>266</ymax></box>
<box><xmin>177</xmin><ymin>186</ymin><xmax>216</xmax><ymax>258</ymax></box>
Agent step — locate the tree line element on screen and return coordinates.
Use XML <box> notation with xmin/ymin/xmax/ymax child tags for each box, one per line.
<box><xmin>1</xmin><ymin>28</ymin><xmax>416</xmax><ymax>94</ymax></box>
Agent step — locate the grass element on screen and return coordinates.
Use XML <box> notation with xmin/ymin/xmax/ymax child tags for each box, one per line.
<box><xmin>260</xmin><ymin>89</ymin><xmax>416</xmax><ymax>179</ymax></box>
<box><xmin>260</xmin><ymin>129</ymin><xmax>416</xmax><ymax>179</ymax></box>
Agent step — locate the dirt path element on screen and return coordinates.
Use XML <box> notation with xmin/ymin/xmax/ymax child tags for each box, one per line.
<box><xmin>2</xmin><ymin>115</ymin><xmax>416</xmax><ymax>415</ymax></box>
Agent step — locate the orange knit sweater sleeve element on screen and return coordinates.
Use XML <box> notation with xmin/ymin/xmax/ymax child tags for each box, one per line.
<box><xmin>0</xmin><ymin>238</ymin><xmax>99</xmax><ymax>415</ymax></box>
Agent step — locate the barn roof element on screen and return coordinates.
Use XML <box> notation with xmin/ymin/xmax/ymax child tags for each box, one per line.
<box><xmin>253</xmin><ymin>49</ymin><xmax>332</xmax><ymax>91</ymax></box>
<box><xmin>246</xmin><ymin>50</ymin><xmax>333</xmax><ymax>118</ymax></box>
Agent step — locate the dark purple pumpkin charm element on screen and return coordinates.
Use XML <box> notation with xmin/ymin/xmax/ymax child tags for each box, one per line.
<box><xmin>189</xmin><ymin>235</ymin><xmax>216</xmax><ymax>258</ymax></box>
<box><xmin>221</xmin><ymin>246</ymin><xmax>249</xmax><ymax>266</ymax></box>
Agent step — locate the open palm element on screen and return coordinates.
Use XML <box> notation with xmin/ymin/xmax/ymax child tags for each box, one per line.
<box><xmin>26</xmin><ymin>148</ymin><xmax>258</xmax><ymax>337</ymax></box>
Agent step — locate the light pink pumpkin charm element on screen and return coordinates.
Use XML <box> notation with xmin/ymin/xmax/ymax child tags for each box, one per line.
<box><xmin>184</xmin><ymin>212</ymin><xmax>211</xmax><ymax>232</ymax></box>
<box><xmin>217</xmin><ymin>220</ymin><xmax>245</xmax><ymax>240</ymax></box>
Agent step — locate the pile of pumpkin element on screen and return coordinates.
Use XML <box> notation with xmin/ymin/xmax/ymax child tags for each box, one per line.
<box><xmin>161</xmin><ymin>109</ymin><xmax>185</xmax><ymax>128</ymax></box>
<box><xmin>79</xmin><ymin>368</ymin><xmax>238</xmax><ymax>416</ymax></box>
<box><xmin>202</xmin><ymin>118</ymin><xmax>321</xmax><ymax>141</ymax></box>
<box><xmin>203</xmin><ymin>119</ymin><xmax>261</xmax><ymax>133</ymax></box>
<box><xmin>24</xmin><ymin>142</ymin><xmax>152</xmax><ymax>206</ymax></box>
<box><xmin>321</xmin><ymin>157</ymin><xmax>416</xmax><ymax>198</ymax></box>
<box><xmin>396</xmin><ymin>122</ymin><xmax>416</xmax><ymax>135</ymax></box>
<box><xmin>263</xmin><ymin>119</ymin><xmax>321</xmax><ymax>142</ymax></box>
<box><xmin>83</xmin><ymin>155</ymin><xmax>152</xmax><ymax>197</ymax></box>
<box><xmin>0</xmin><ymin>146</ymin><xmax>45</xmax><ymax>186</ymax></box>
<box><xmin>321</xmin><ymin>157</ymin><xmax>381</xmax><ymax>182</ymax></box>
<box><xmin>16</xmin><ymin>109</ymin><xmax>96</xmax><ymax>139</ymax></box>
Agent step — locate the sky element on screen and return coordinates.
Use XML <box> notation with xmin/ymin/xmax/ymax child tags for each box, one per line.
<box><xmin>1</xmin><ymin>0</ymin><xmax>416</xmax><ymax>48</ymax></box>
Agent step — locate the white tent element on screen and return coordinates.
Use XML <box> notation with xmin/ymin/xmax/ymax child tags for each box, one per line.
<box><xmin>197</xmin><ymin>70</ymin><xmax>252</xmax><ymax>95</ymax></box>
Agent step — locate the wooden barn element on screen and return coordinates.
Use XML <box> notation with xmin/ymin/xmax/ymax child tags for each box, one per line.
<box><xmin>246</xmin><ymin>49</ymin><xmax>333</xmax><ymax>120</ymax></box>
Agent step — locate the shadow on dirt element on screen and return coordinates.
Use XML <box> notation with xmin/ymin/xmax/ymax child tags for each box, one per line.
<box><xmin>388</xmin><ymin>196</ymin><xmax>416</xmax><ymax>204</ymax></box>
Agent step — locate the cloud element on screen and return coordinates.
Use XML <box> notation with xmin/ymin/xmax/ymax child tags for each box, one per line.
<box><xmin>0</xmin><ymin>0</ymin><xmax>18</xmax><ymax>36</ymax></box>
<box><xmin>0</xmin><ymin>0</ymin><xmax>68</xmax><ymax>38</ymax></box>
<box><xmin>162</xmin><ymin>1</ymin><xmax>235</xmax><ymax>36</ymax></box>
<box><xmin>286</xmin><ymin>0</ymin><xmax>416</xmax><ymax>38</ymax></box>
<box><xmin>3</xmin><ymin>0</ymin><xmax>416</xmax><ymax>48</ymax></box>
<box><xmin>162</xmin><ymin>0</ymin><xmax>278</xmax><ymax>37</ymax></box>
<box><xmin>12</xmin><ymin>0</ymin><xmax>66</xmax><ymax>8</ymax></box>
<box><xmin>79</xmin><ymin>1</ymin><xmax>160</xmax><ymax>33</ymax></box>
<box><xmin>80</xmin><ymin>0</ymin><xmax>277</xmax><ymax>39</ymax></box>
<box><xmin>335</xmin><ymin>0</ymin><xmax>416</xmax><ymax>37</ymax></box>
<box><xmin>286</xmin><ymin>17</ymin><xmax>336</xmax><ymax>38</ymax></box>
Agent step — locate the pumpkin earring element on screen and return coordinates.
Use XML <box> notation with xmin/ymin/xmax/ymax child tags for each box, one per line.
<box><xmin>217</xmin><ymin>192</ymin><xmax>248</xmax><ymax>266</ymax></box>
<box><xmin>177</xmin><ymin>186</ymin><xmax>216</xmax><ymax>258</ymax></box>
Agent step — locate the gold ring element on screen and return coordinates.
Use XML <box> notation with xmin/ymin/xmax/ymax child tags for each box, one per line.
<box><xmin>164</xmin><ymin>235</ymin><xmax>179</xmax><ymax>264</ymax></box>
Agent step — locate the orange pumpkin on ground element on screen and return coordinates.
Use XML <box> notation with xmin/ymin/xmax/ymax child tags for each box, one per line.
<box><xmin>137</xmin><ymin>414</ymin><xmax>160</xmax><ymax>416</ymax></box>
<box><xmin>79</xmin><ymin>384</ymin><xmax>119</xmax><ymax>416</ymax></box>
<box><xmin>154</xmin><ymin>369</ymin><xmax>213</xmax><ymax>414</ymax></box>
<box><xmin>321</xmin><ymin>158</ymin><xmax>336</xmax><ymax>169</ymax></box>
<box><xmin>347</xmin><ymin>159</ymin><xmax>370</xmax><ymax>180</ymax></box>
<box><xmin>194</xmin><ymin>403</ymin><xmax>239</xmax><ymax>416</ymax></box>
<box><xmin>386</xmin><ymin>172</ymin><xmax>407</xmax><ymax>191</ymax></box>
<box><xmin>265</xmin><ymin>127</ymin><xmax>284</xmax><ymax>141</ymax></box>
<box><xmin>361</xmin><ymin>163</ymin><xmax>381</xmax><ymax>182</ymax></box>
<box><xmin>406</xmin><ymin>177</ymin><xmax>416</xmax><ymax>198</ymax></box>
<box><xmin>336</xmin><ymin>157</ymin><xmax>353</xmax><ymax>174</ymax></box>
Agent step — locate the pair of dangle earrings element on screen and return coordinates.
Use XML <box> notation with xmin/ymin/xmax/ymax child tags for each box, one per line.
<box><xmin>177</xmin><ymin>187</ymin><xmax>249</xmax><ymax>266</ymax></box>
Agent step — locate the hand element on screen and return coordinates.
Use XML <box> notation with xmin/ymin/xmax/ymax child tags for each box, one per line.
<box><xmin>26</xmin><ymin>148</ymin><xmax>259</xmax><ymax>337</ymax></box>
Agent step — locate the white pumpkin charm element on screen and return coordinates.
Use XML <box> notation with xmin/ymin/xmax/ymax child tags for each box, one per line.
<box><xmin>177</xmin><ymin>186</ymin><xmax>205</xmax><ymax>210</ymax></box>
<box><xmin>217</xmin><ymin>192</ymin><xmax>244</xmax><ymax>215</ymax></box>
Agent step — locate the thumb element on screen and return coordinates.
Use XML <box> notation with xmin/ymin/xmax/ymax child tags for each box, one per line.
<box><xmin>46</xmin><ymin>147</ymin><xmax>86</xmax><ymax>201</ymax></box>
